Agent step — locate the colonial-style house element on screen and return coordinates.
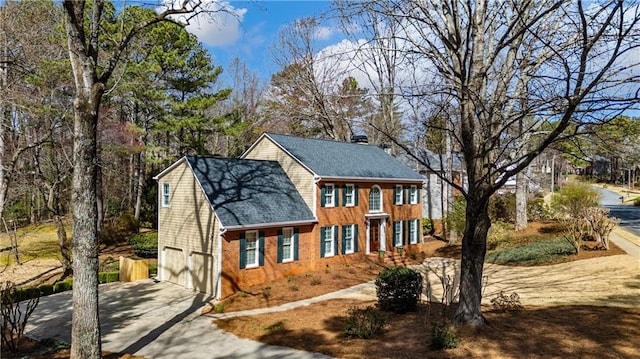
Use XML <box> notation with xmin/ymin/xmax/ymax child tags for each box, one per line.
<box><xmin>155</xmin><ymin>133</ymin><xmax>424</xmax><ymax>299</ymax></box>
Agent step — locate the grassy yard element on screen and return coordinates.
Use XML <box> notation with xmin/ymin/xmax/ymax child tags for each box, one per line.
<box><xmin>0</xmin><ymin>223</ymin><xmax>67</xmax><ymax>265</ymax></box>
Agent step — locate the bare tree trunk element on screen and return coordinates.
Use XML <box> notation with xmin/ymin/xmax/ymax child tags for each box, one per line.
<box><xmin>0</xmin><ymin>4</ymin><xmax>7</xmax><ymax>223</ymax></box>
<box><xmin>54</xmin><ymin>214</ymin><xmax>72</xmax><ymax>278</ymax></box>
<box><xmin>96</xmin><ymin>160</ymin><xmax>104</xmax><ymax>230</ymax></box>
<box><xmin>63</xmin><ymin>2</ymin><xmax>102</xmax><ymax>357</ymax></box>
<box><xmin>455</xmin><ymin>194</ymin><xmax>490</xmax><ymax>328</ymax></box>
<box><xmin>134</xmin><ymin>151</ymin><xmax>144</xmax><ymax>220</ymax></box>
<box><xmin>515</xmin><ymin>170</ymin><xmax>528</xmax><ymax>231</ymax></box>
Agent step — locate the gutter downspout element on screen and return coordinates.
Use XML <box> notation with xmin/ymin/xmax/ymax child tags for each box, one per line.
<box><xmin>216</xmin><ymin>227</ymin><xmax>227</xmax><ymax>301</ymax></box>
<box><xmin>313</xmin><ymin>176</ymin><xmax>322</xmax><ymax>218</ymax></box>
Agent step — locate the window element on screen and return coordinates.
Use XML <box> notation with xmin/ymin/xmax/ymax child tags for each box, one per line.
<box><xmin>342</xmin><ymin>224</ymin><xmax>358</xmax><ymax>254</ymax></box>
<box><xmin>320</xmin><ymin>226</ymin><xmax>336</xmax><ymax>257</ymax></box>
<box><xmin>394</xmin><ymin>185</ymin><xmax>403</xmax><ymax>205</ymax></box>
<box><xmin>281</xmin><ymin>228</ymin><xmax>294</xmax><ymax>262</ymax></box>
<box><xmin>244</xmin><ymin>230</ymin><xmax>259</xmax><ymax>268</ymax></box>
<box><xmin>343</xmin><ymin>184</ymin><xmax>356</xmax><ymax>206</ymax></box>
<box><xmin>369</xmin><ymin>185</ymin><xmax>382</xmax><ymax>212</ymax></box>
<box><xmin>409</xmin><ymin>185</ymin><xmax>419</xmax><ymax>204</ymax></box>
<box><xmin>322</xmin><ymin>184</ymin><xmax>336</xmax><ymax>207</ymax></box>
<box><xmin>162</xmin><ymin>183</ymin><xmax>170</xmax><ymax>207</ymax></box>
<box><xmin>393</xmin><ymin>221</ymin><xmax>403</xmax><ymax>247</ymax></box>
<box><xmin>409</xmin><ymin>219</ymin><xmax>419</xmax><ymax>244</ymax></box>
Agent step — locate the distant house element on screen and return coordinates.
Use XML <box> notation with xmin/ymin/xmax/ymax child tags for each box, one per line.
<box><xmin>155</xmin><ymin>133</ymin><xmax>424</xmax><ymax>299</ymax></box>
<box><xmin>398</xmin><ymin>147</ymin><xmax>465</xmax><ymax>222</ymax></box>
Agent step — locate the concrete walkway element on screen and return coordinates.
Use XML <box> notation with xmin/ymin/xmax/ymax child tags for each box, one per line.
<box><xmin>209</xmin><ymin>281</ymin><xmax>375</xmax><ymax>320</ymax></box>
<box><xmin>611</xmin><ymin>228</ymin><xmax>640</xmax><ymax>258</ymax></box>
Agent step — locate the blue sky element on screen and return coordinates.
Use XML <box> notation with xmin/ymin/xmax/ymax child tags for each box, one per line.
<box><xmin>186</xmin><ymin>1</ymin><xmax>337</xmax><ymax>84</ymax></box>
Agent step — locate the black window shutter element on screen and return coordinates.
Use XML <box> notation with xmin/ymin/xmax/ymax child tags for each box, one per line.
<box><xmin>354</xmin><ymin>185</ymin><xmax>359</xmax><ymax>205</ymax></box>
<box><xmin>293</xmin><ymin>228</ymin><xmax>299</xmax><ymax>261</ymax></box>
<box><xmin>320</xmin><ymin>227</ymin><xmax>326</xmax><ymax>258</ymax></box>
<box><xmin>258</xmin><ymin>231</ymin><xmax>265</xmax><ymax>266</ymax></box>
<box><xmin>277</xmin><ymin>229</ymin><xmax>283</xmax><ymax>263</ymax></box>
<box><xmin>341</xmin><ymin>225</ymin><xmax>347</xmax><ymax>254</ymax></box>
<box><xmin>353</xmin><ymin>224</ymin><xmax>359</xmax><ymax>252</ymax></box>
<box><xmin>321</xmin><ymin>186</ymin><xmax>326</xmax><ymax>207</ymax></box>
<box><xmin>333</xmin><ymin>226</ymin><xmax>339</xmax><ymax>255</ymax></box>
<box><xmin>239</xmin><ymin>233</ymin><xmax>246</xmax><ymax>269</ymax></box>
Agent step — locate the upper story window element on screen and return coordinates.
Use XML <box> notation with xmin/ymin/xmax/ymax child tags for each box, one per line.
<box><xmin>322</xmin><ymin>183</ymin><xmax>336</xmax><ymax>207</ymax></box>
<box><xmin>343</xmin><ymin>184</ymin><xmax>356</xmax><ymax>206</ymax></box>
<box><xmin>409</xmin><ymin>185</ymin><xmax>419</xmax><ymax>204</ymax></box>
<box><xmin>162</xmin><ymin>183</ymin><xmax>171</xmax><ymax>207</ymax></box>
<box><xmin>393</xmin><ymin>185</ymin><xmax>403</xmax><ymax>205</ymax></box>
<box><xmin>369</xmin><ymin>185</ymin><xmax>382</xmax><ymax>212</ymax></box>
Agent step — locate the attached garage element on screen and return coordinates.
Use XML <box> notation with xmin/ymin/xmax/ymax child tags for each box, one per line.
<box><xmin>190</xmin><ymin>252</ymin><xmax>217</xmax><ymax>295</ymax></box>
<box><xmin>162</xmin><ymin>247</ymin><xmax>185</xmax><ymax>286</ymax></box>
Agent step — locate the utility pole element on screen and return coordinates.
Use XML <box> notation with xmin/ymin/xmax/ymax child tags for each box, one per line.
<box><xmin>551</xmin><ymin>153</ymin><xmax>556</xmax><ymax>193</ymax></box>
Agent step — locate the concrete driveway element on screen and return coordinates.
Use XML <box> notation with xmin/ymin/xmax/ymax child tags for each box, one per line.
<box><xmin>25</xmin><ymin>280</ymin><xmax>331</xmax><ymax>359</ymax></box>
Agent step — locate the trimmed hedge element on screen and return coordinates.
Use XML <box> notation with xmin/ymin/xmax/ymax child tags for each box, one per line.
<box><xmin>10</xmin><ymin>271</ymin><xmax>122</xmax><ymax>303</ymax></box>
<box><xmin>98</xmin><ymin>271</ymin><xmax>120</xmax><ymax>284</ymax></box>
<box><xmin>375</xmin><ymin>266</ymin><xmax>423</xmax><ymax>313</ymax></box>
<box><xmin>128</xmin><ymin>232</ymin><xmax>158</xmax><ymax>258</ymax></box>
<box><xmin>53</xmin><ymin>280</ymin><xmax>73</xmax><ymax>293</ymax></box>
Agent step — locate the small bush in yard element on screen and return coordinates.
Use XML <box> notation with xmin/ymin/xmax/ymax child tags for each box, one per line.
<box><xmin>127</xmin><ymin>232</ymin><xmax>158</xmax><ymax>258</ymax></box>
<box><xmin>375</xmin><ymin>266</ymin><xmax>423</xmax><ymax>313</ymax></box>
<box><xmin>431</xmin><ymin>321</ymin><xmax>459</xmax><ymax>349</ymax></box>
<box><xmin>1</xmin><ymin>281</ymin><xmax>39</xmax><ymax>352</ymax></box>
<box><xmin>343</xmin><ymin>306</ymin><xmax>388</xmax><ymax>339</ymax></box>
<box><xmin>491</xmin><ymin>291</ymin><xmax>524</xmax><ymax>312</ymax></box>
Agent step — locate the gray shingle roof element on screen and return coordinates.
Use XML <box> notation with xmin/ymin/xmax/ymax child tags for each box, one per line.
<box><xmin>266</xmin><ymin>133</ymin><xmax>423</xmax><ymax>180</ymax></box>
<box><xmin>186</xmin><ymin>156</ymin><xmax>315</xmax><ymax>228</ymax></box>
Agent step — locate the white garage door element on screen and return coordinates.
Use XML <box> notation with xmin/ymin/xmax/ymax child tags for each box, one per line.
<box><xmin>190</xmin><ymin>252</ymin><xmax>217</xmax><ymax>295</ymax></box>
<box><xmin>163</xmin><ymin>247</ymin><xmax>185</xmax><ymax>285</ymax></box>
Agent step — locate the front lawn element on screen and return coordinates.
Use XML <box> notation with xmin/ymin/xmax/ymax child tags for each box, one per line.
<box><xmin>485</xmin><ymin>237</ymin><xmax>575</xmax><ymax>265</ymax></box>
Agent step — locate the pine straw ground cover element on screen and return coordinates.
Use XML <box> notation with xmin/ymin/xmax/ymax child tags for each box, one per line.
<box><xmin>215</xmin><ymin>299</ymin><xmax>640</xmax><ymax>359</ymax></box>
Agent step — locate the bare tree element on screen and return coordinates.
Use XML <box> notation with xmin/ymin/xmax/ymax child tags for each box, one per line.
<box><xmin>338</xmin><ymin>4</ymin><xmax>406</xmax><ymax>148</ymax></box>
<box><xmin>61</xmin><ymin>1</ymin><xmax>235</xmax><ymax>356</ymax></box>
<box><xmin>339</xmin><ymin>0</ymin><xmax>640</xmax><ymax>327</ymax></box>
<box><xmin>267</xmin><ymin>18</ymin><xmax>372</xmax><ymax>141</ymax></box>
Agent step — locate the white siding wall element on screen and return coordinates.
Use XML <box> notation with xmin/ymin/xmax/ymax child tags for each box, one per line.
<box><xmin>243</xmin><ymin>137</ymin><xmax>315</xmax><ymax>210</ymax></box>
<box><xmin>157</xmin><ymin>161</ymin><xmax>219</xmax><ymax>294</ymax></box>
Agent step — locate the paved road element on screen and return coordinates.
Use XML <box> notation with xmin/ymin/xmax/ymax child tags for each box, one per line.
<box><xmin>596</xmin><ymin>187</ymin><xmax>640</xmax><ymax>238</ymax></box>
<box><xmin>25</xmin><ymin>280</ymin><xmax>332</xmax><ymax>359</ymax></box>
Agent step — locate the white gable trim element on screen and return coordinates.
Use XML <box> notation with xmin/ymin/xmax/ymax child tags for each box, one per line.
<box><xmin>153</xmin><ymin>156</ymin><xmax>187</xmax><ymax>180</ymax></box>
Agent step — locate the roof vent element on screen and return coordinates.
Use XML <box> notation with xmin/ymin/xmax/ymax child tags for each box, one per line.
<box><xmin>351</xmin><ymin>135</ymin><xmax>368</xmax><ymax>144</ymax></box>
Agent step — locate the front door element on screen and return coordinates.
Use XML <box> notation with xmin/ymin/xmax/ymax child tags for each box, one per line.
<box><xmin>370</xmin><ymin>219</ymin><xmax>380</xmax><ymax>252</ymax></box>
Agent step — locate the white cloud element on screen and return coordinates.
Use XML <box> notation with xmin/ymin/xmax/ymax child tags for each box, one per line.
<box><xmin>159</xmin><ymin>0</ymin><xmax>247</xmax><ymax>47</ymax></box>
<box><xmin>313</xmin><ymin>25</ymin><xmax>337</xmax><ymax>40</ymax></box>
